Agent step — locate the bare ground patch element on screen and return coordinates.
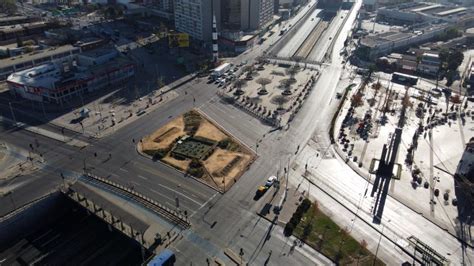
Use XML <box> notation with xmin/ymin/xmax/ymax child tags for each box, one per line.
<box><xmin>139</xmin><ymin>109</ymin><xmax>256</xmax><ymax>192</ymax></box>
<box><xmin>203</xmin><ymin>148</ymin><xmax>253</xmax><ymax>189</ymax></box>
<box><xmin>161</xmin><ymin>156</ymin><xmax>190</xmax><ymax>171</ymax></box>
<box><xmin>141</xmin><ymin>117</ymin><xmax>185</xmax><ymax>151</ymax></box>
<box><xmin>194</xmin><ymin>120</ymin><xmax>227</xmax><ymax>142</ymax></box>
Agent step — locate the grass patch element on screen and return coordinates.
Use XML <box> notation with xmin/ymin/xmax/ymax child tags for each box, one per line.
<box><xmin>293</xmin><ymin>203</ymin><xmax>385</xmax><ymax>265</ymax></box>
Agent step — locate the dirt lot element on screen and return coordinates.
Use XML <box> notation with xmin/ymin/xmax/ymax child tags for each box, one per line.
<box><xmin>139</xmin><ymin>110</ymin><xmax>255</xmax><ymax>192</ymax></box>
<box><xmin>203</xmin><ymin>148</ymin><xmax>253</xmax><ymax>188</ymax></box>
<box><xmin>141</xmin><ymin>117</ymin><xmax>184</xmax><ymax>151</ymax></box>
<box><xmin>162</xmin><ymin>156</ymin><xmax>190</xmax><ymax>171</ymax></box>
<box><xmin>194</xmin><ymin>120</ymin><xmax>227</xmax><ymax>142</ymax></box>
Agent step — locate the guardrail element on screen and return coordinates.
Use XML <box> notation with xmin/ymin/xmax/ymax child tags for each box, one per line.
<box><xmin>79</xmin><ymin>174</ymin><xmax>191</xmax><ymax>229</ymax></box>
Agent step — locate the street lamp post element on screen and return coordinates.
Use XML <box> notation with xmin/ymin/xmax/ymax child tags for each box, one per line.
<box><xmin>374</xmin><ymin>218</ymin><xmax>390</xmax><ymax>263</ymax></box>
<box><xmin>9</xmin><ymin>102</ymin><xmax>17</xmax><ymax>124</ymax></box>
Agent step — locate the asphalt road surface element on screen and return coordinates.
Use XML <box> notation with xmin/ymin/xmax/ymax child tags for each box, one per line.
<box><xmin>3</xmin><ymin>0</ymin><xmax>466</xmax><ymax>265</ymax></box>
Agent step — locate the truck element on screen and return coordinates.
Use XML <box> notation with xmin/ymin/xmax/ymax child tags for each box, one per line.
<box><xmin>147</xmin><ymin>249</ymin><xmax>176</xmax><ymax>266</ymax></box>
<box><xmin>210</xmin><ymin>63</ymin><xmax>231</xmax><ymax>80</ymax></box>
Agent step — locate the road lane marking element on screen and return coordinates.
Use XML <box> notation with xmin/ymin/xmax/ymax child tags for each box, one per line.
<box><xmin>133</xmin><ymin>160</ymin><xmax>210</xmax><ymax>199</ymax></box>
<box><xmin>157</xmin><ymin>184</ymin><xmax>202</xmax><ymax>206</ymax></box>
<box><xmin>190</xmin><ymin>192</ymin><xmax>219</xmax><ymax>218</ymax></box>
<box><xmin>149</xmin><ymin>188</ymin><xmax>176</xmax><ymax>203</ymax></box>
<box><xmin>119</xmin><ymin>167</ymin><xmax>128</xmax><ymax>172</ymax></box>
<box><xmin>138</xmin><ymin>175</ymin><xmax>148</xmax><ymax>180</ymax></box>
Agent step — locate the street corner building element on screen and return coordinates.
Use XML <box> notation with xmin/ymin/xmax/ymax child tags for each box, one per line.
<box><xmin>6</xmin><ymin>48</ymin><xmax>135</xmax><ymax>106</ymax></box>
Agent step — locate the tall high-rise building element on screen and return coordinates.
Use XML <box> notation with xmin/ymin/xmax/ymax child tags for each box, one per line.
<box><xmin>174</xmin><ymin>0</ymin><xmax>274</xmax><ymax>41</ymax></box>
<box><xmin>242</xmin><ymin>0</ymin><xmax>274</xmax><ymax>30</ymax></box>
<box><xmin>221</xmin><ymin>0</ymin><xmax>242</xmax><ymax>30</ymax></box>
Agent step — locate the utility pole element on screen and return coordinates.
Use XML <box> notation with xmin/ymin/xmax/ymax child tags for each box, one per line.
<box><xmin>41</xmin><ymin>101</ymin><xmax>47</xmax><ymax>118</ymax></box>
<box><xmin>9</xmin><ymin>102</ymin><xmax>16</xmax><ymax>124</ymax></box>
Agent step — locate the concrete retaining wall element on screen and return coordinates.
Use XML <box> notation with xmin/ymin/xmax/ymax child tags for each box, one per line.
<box><xmin>0</xmin><ymin>192</ymin><xmax>65</xmax><ymax>250</ymax></box>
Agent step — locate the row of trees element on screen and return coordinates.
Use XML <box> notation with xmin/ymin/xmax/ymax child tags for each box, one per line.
<box><xmin>439</xmin><ymin>48</ymin><xmax>464</xmax><ymax>86</ymax></box>
<box><xmin>0</xmin><ymin>0</ymin><xmax>17</xmax><ymax>15</ymax></box>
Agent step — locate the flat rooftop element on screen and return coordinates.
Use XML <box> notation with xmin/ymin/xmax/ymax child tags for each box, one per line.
<box><xmin>0</xmin><ymin>16</ymin><xmax>29</xmax><ymax>22</ymax></box>
<box><xmin>7</xmin><ymin>56</ymin><xmax>133</xmax><ymax>89</ymax></box>
<box><xmin>0</xmin><ymin>21</ymin><xmax>47</xmax><ymax>34</ymax></box>
<box><xmin>0</xmin><ymin>45</ymin><xmax>79</xmax><ymax>69</ymax></box>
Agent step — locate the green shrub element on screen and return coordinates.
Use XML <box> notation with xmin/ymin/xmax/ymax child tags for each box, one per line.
<box><xmin>153</xmin><ymin>148</ymin><xmax>169</xmax><ymax>160</ymax></box>
<box><xmin>187</xmin><ymin>166</ymin><xmax>204</xmax><ymax>178</ymax></box>
<box><xmin>183</xmin><ymin>111</ymin><xmax>202</xmax><ymax>135</ymax></box>
<box><xmin>285</xmin><ymin>199</ymin><xmax>313</xmax><ymax>237</ymax></box>
<box><xmin>144</xmin><ymin>150</ymin><xmax>156</xmax><ymax>157</ymax></box>
<box><xmin>189</xmin><ymin>158</ymin><xmax>202</xmax><ymax>168</ymax></box>
<box><xmin>284</xmin><ymin>222</ymin><xmax>295</xmax><ymax>236</ymax></box>
<box><xmin>218</xmin><ymin>138</ymin><xmax>230</xmax><ymax>149</ymax></box>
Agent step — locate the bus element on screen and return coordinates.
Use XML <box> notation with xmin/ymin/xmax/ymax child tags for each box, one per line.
<box><xmin>391</xmin><ymin>72</ymin><xmax>418</xmax><ymax>86</ymax></box>
<box><xmin>148</xmin><ymin>249</ymin><xmax>176</xmax><ymax>266</ymax></box>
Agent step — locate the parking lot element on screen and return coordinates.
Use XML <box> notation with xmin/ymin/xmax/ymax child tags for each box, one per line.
<box><xmin>334</xmin><ymin>75</ymin><xmax>474</xmax><ymax>231</ymax></box>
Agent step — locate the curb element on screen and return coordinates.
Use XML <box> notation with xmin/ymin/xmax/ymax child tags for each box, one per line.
<box><xmin>135</xmin><ymin>141</ymin><xmax>223</xmax><ymax>194</ymax></box>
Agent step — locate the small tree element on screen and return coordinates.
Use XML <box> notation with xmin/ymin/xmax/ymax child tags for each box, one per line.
<box><xmin>286</xmin><ymin>66</ymin><xmax>299</xmax><ymax>81</ymax></box>
<box><xmin>402</xmin><ymin>94</ymin><xmax>413</xmax><ymax>109</ymax></box>
<box><xmin>242</xmin><ymin>65</ymin><xmax>256</xmax><ymax>76</ymax></box>
<box><xmin>256</xmin><ymin>78</ymin><xmax>271</xmax><ymax>95</ymax></box>
<box><xmin>233</xmin><ymin>79</ymin><xmax>247</xmax><ymax>95</ymax></box>
<box><xmin>451</xmin><ymin>94</ymin><xmax>461</xmax><ymax>104</ymax></box>
<box><xmin>351</xmin><ymin>92</ymin><xmax>364</xmax><ymax>107</ymax></box>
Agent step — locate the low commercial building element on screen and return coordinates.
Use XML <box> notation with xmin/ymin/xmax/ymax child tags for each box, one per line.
<box><xmin>0</xmin><ymin>45</ymin><xmax>80</xmax><ymax>80</ymax></box>
<box><xmin>0</xmin><ymin>22</ymin><xmax>51</xmax><ymax>43</ymax></box>
<box><xmin>358</xmin><ymin>22</ymin><xmax>449</xmax><ymax>60</ymax></box>
<box><xmin>0</xmin><ymin>16</ymin><xmax>39</xmax><ymax>26</ymax></box>
<box><xmin>417</xmin><ymin>52</ymin><xmax>440</xmax><ymax>76</ymax></box>
<box><xmin>6</xmin><ymin>54</ymin><xmax>135</xmax><ymax>105</ymax></box>
<box><xmin>377</xmin><ymin>2</ymin><xmax>473</xmax><ymax>26</ymax></box>
<box><xmin>218</xmin><ymin>33</ymin><xmax>259</xmax><ymax>54</ymax></box>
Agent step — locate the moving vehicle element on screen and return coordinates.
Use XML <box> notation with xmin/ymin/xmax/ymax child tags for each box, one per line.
<box><xmin>256</xmin><ymin>185</ymin><xmax>268</xmax><ymax>196</ymax></box>
<box><xmin>148</xmin><ymin>249</ymin><xmax>175</xmax><ymax>266</ymax></box>
<box><xmin>265</xmin><ymin>176</ymin><xmax>277</xmax><ymax>187</ymax></box>
<box><xmin>211</xmin><ymin>63</ymin><xmax>231</xmax><ymax>80</ymax></box>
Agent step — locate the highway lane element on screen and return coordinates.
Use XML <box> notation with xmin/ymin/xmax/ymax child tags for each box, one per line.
<box><xmin>277</xmin><ymin>8</ymin><xmax>323</xmax><ymax>58</ymax></box>
<box><xmin>307</xmin><ymin>10</ymin><xmax>349</xmax><ymax>62</ymax></box>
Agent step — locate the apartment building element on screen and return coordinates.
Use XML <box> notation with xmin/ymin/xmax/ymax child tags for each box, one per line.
<box><xmin>174</xmin><ymin>0</ymin><xmax>274</xmax><ymax>41</ymax></box>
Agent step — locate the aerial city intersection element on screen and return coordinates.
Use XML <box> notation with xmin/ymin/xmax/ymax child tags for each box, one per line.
<box><xmin>0</xmin><ymin>0</ymin><xmax>473</xmax><ymax>265</ymax></box>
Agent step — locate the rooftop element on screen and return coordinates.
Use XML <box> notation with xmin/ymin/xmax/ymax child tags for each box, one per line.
<box><xmin>383</xmin><ymin>2</ymin><xmax>471</xmax><ymax>19</ymax></box>
<box><xmin>0</xmin><ymin>45</ymin><xmax>79</xmax><ymax>70</ymax></box>
<box><xmin>360</xmin><ymin>22</ymin><xmax>449</xmax><ymax>48</ymax></box>
<box><xmin>0</xmin><ymin>21</ymin><xmax>47</xmax><ymax>34</ymax></box>
<box><xmin>79</xmin><ymin>47</ymin><xmax>116</xmax><ymax>58</ymax></box>
<box><xmin>7</xmin><ymin>56</ymin><xmax>134</xmax><ymax>90</ymax></box>
<box><xmin>0</xmin><ymin>15</ymin><xmax>29</xmax><ymax>23</ymax></box>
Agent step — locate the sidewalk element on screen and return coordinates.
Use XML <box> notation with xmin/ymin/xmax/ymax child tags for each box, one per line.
<box><xmin>255</xmin><ymin>175</ymin><xmax>309</xmax><ymax>227</ymax></box>
<box><xmin>295</xmin><ymin>143</ymin><xmax>473</xmax><ymax>264</ymax></box>
<box><xmin>47</xmin><ymin>90</ymin><xmax>179</xmax><ymax>139</ymax></box>
<box><xmin>0</xmin><ymin>117</ymin><xmax>88</xmax><ymax>148</ymax></box>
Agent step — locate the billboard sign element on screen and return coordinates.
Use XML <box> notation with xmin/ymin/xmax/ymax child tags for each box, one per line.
<box><xmin>168</xmin><ymin>33</ymin><xmax>190</xmax><ymax>48</ymax></box>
